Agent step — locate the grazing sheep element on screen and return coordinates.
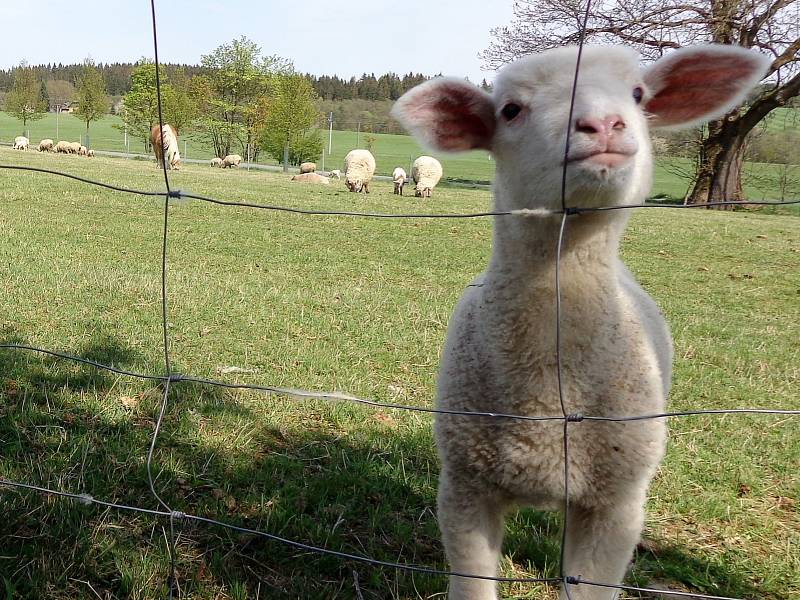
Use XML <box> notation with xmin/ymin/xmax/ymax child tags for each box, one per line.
<box><xmin>38</xmin><ymin>139</ymin><xmax>54</xmax><ymax>152</ymax></box>
<box><xmin>411</xmin><ymin>156</ymin><xmax>442</xmax><ymax>198</ymax></box>
<box><xmin>392</xmin><ymin>44</ymin><xmax>768</xmax><ymax>600</ymax></box>
<box><xmin>12</xmin><ymin>136</ymin><xmax>29</xmax><ymax>151</ymax></box>
<box><xmin>54</xmin><ymin>141</ymin><xmax>70</xmax><ymax>154</ymax></box>
<box><xmin>392</xmin><ymin>167</ymin><xmax>407</xmax><ymax>195</ymax></box>
<box><xmin>222</xmin><ymin>154</ymin><xmax>242</xmax><ymax>168</ymax></box>
<box><xmin>151</xmin><ymin>124</ymin><xmax>181</xmax><ymax>170</ymax></box>
<box><xmin>328</xmin><ymin>169</ymin><xmax>341</xmax><ymax>179</ymax></box>
<box><xmin>86</xmin><ymin>149</ymin><xmax>95</xmax><ymax>157</ymax></box>
<box><xmin>343</xmin><ymin>149</ymin><xmax>376</xmax><ymax>193</ymax></box>
<box><xmin>78</xmin><ymin>145</ymin><xmax>88</xmax><ymax>156</ymax></box>
<box><xmin>210</xmin><ymin>157</ymin><xmax>223</xmax><ymax>167</ymax></box>
<box><xmin>291</xmin><ymin>173</ymin><xmax>330</xmax><ymax>184</ymax></box>
<box><xmin>299</xmin><ymin>161</ymin><xmax>317</xmax><ymax>174</ymax></box>
<box><xmin>67</xmin><ymin>142</ymin><xmax>82</xmax><ymax>154</ymax></box>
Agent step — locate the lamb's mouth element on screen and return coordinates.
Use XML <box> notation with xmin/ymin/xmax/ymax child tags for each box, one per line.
<box><xmin>568</xmin><ymin>151</ymin><xmax>635</xmax><ymax>169</ymax></box>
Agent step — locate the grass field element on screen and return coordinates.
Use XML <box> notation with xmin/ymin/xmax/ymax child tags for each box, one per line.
<box><xmin>1</xmin><ymin>110</ymin><xmax>798</xmax><ymax>203</ymax></box>
<box><xmin>0</xmin><ymin>146</ymin><xmax>798</xmax><ymax>599</ymax></box>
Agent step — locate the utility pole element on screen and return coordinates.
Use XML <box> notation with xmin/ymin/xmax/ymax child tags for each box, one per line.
<box><xmin>328</xmin><ymin>112</ymin><xmax>333</xmax><ymax>155</ymax></box>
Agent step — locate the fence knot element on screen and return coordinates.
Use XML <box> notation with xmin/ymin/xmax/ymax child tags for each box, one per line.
<box><xmin>564</xmin><ymin>206</ymin><xmax>583</xmax><ymax>216</ymax></box>
<box><xmin>76</xmin><ymin>493</ymin><xmax>94</xmax><ymax>506</ymax></box>
<box><xmin>565</xmin><ymin>413</ymin><xmax>584</xmax><ymax>422</ymax></box>
<box><xmin>564</xmin><ymin>575</ymin><xmax>582</xmax><ymax>585</ymax></box>
<box><xmin>170</xmin><ymin>510</ymin><xmax>186</xmax><ymax>521</ymax></box>
<box><xmin>167</xmin><ymin>189</ymin><xmax>182</xmax><ymax>199</ymax></box>
<box><xmin>167</xmin><ymin>373</ymin><xmax>185</xmax><ymax>383</ymax></box>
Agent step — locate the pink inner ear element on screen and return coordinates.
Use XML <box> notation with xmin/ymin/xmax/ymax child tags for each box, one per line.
<box><xmin>431</xmin><ymin>87</ymin><xmax>496</xmax><ymax>151</ymax></box>
<box><xmin>646</xmin><ymin>53</ymin><xmax>761</xmax><ymax>126</ymax></box>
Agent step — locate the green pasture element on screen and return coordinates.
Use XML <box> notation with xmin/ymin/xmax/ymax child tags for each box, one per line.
<box><xmin>2</xmin><ymin>111</ymin><xmax>797</xmax><ymax>203</ymax></box>
<box><xmin>0</xmin><ymin>147</ymin><xmax>798</xmax><ymax>599</ymax></box>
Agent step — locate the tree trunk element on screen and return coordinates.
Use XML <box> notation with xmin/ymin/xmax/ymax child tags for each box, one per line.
<box><xmin>283</xmin><ymin>140</ymin><xmax>289</xmax><ymax>173</ymax></box>
<box><xmin>686</xmin><ymin>115</ymin><xmax>746</xmax><ymax>207</ymax></box>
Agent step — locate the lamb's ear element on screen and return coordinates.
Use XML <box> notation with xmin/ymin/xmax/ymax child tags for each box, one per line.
<box><xmin>391</xmin><ymin>77</ymin><xmax>496</xmax><ymax>151</ymax></box>
<box><xmin>643</xmin><ymin>45</ymin><xmax>770</xmax><ymax>129</ymax></box>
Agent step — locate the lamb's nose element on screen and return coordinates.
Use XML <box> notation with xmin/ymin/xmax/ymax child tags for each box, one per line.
<box><xmin>575</xmin><ymin>115</ymin><xmax>625</xmax><ymax>137</ymax></box>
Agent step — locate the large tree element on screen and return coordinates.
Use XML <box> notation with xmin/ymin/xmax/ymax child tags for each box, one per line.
<box><xmin>73</xmin><ymin>59</ymin><xmax>108</xmax><ymax>142</ymax></box>
<box><xmin>481</xmin><ymin>0</ymin><xmax>799</xmax><ymax>205</ymax></box>
<box><xmin>260</xmin><ymin>74</ymin><xmax>323</xmax><ymax>170</ymax></box>
<box><xmin>4</xmin><ymin>63</ymin><xmax>47</xmax><ymax>132</ymax></box>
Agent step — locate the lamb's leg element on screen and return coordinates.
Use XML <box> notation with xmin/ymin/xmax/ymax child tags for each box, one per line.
<box><xmin>559</xmin><ymin>494</ymin><xmax>646</xmax><ymax>600</ymax></box>
<box><xmin>438</xmin><ymin>471</ymin><xmax>506</xmax><ymax>600</ymax></box>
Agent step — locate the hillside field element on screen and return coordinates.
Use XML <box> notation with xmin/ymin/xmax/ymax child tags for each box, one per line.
<box><xmin>1</xmin><ymin>110</ymin><xmax>798</xmax><ymax>203</ymax></box>
<box><xmin>0</xmin><ymin>146</ymin><xmax>798</xmax><ymax>599</ymax></box>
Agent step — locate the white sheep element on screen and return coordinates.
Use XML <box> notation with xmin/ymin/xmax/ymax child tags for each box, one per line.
<box><xmin>54</xmin><ymin>141</ymin><xmax>70</xmax><ymax>154</ymax></box>
<box><xmin>67</xmin><ymin>142</ymin><xmax>82</xmax><ymax>154</ymax></box>
<box><xmin>13</xmin><ymin>136</ymin><xmax>29</xmax><ymax>151</ymax></box>
<box><xmin>86</xmin><ymin>149</ymin><xmax>95</xmax><ymax>158</ymax></box>
<box><xmin>392</xmin><ymin>44</ymin><xmax>768</xmax><ymax>600</ymax></box>
<box><xmin>291</xmin><ymin>173</ymin><xmax>330</xmax><ymax>184</ymax></box>
<box><xmin>411</xmin><ymin>156</ymin><xmax>442</xmax><ymax>198</ymax></box>
<box><xmin>392</xmin><ymin>167</ymin><xmax>407</xmax><ymax>195</ymax></box>
<box><xmin>78</xmin><ymin>145</ymin><xmax>88</xmax><ymax>156</ymax></box>
<box><xmin>38</xmin><ymin>139</ymin><xmax>54</xmax><ymax>152</ymax></box>
<box><xmin>343</xmin><ymin>149</ymin><xmax>376</xmax><ymax>193</ymax></box>
<box><xmin>211</xmin><ymin>157</ymin><xmax>223</xmax><ymax>167</ymax></box>
<box><xmin>222</xmin><ymin>154</ymin><xmax>242</xmax><ymax>168</ymax></box>
<box><xmin>299</xmin><ymin>161</ymin><xmax>317</xmax><ymax>173</ymax></box>
<box><xmin>328</xmin><ymin>169</ymin><xmax>341</xmax><ymax>180</ymax></box>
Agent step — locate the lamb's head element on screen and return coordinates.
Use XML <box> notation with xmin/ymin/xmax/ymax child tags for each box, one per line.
<box><xmin>392</xmin><ymin>45</ymin><xmax>768</xmax><ymax>211</ymax></box>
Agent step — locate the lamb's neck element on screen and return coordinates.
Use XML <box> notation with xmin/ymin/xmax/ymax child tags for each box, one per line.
<box><xmin>486</xmin><ymin>188</ymin><xmax>630</xmax><ymax>285</ymax></box>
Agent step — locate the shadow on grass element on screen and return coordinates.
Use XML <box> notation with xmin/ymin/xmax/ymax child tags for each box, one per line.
<box><xmin>0</xmin><ymin>338</ymin><xmax>779</xmax><ymax>599</ymax></box>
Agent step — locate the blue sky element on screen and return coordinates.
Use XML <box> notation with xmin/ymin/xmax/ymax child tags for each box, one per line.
<box><xmin>2</xmin><ymin>1</ymin><xmax>515</xmax><ymax>82</ymax></box>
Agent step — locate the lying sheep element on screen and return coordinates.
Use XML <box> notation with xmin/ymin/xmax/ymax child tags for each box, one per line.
<box><xmin>210</xmin><ymin>157</ymin><xmax>223</xmax><ymax>167</ymax></box>
<box><xmin>291</xmin><ymin>173</ymin><xmax>330</xmax><ymax>184</ymax></box>
<box><xmin>13</xmin><ymin>136</ymin><xmax>29</xmax><ymax>151</ymax></box>
<box><xmin>38</xmin><ymin>139</ymin><xmax>54</xmax><ymax>152</ymax></box>
<box><xmin>328</xmin><ymin>169</ymin><xmax>341</xmax><ymax>179</ymax></box>
<box><xmin>299</xmin><ymin>161</ymin><xmax>316</xmax><ymax>174</ymax></box>
<box><xmin>392</xmin><ymin>44</ymin><xmax>768</xmax><ymax>600</ymax></box>
<box><xmin>411</xmin><ymin>156</ymin><xmax>442</xmax><ymax>198</ymax></box>
<box><xmin>392</xmin><ymin>167</ymin><xmax>407</xmax><ymax>195</ymax></box>
<box><xmin>222</xmin><ymin>154</ymin><xmax>242</xmax><ymax>168</ymax></box>
<box><xmin>343</xmin><ymin>149</ymin><xmax>376</xmax><ymax>193</ymax></box>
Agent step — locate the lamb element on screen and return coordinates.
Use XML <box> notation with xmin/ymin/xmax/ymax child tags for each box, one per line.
<box><xmin>411</xmin><ymin>156</ymin><xmax>442</xmax><ymax>198</ymax></box>
<box><xmin>291</xmin><ymin>173</ymin><xmax>330</xmax><ymax>184</ymax></box>
<box><xmin>328</xmin><ymin>169</ymin><xmax>341</xmax><ymax>179</ymax></box>
<box><xmin>343</xmin><ymin>149</ymin><xmax>376</xmax><ymax>193</ymax></box>
<box><xmin>12</xmin><ymin>136</ymin><xmax>29</xmax><ymax>151</ymax></box>
<box><xmin>210</xmin><ymin>157</ymin><xmax>223</xmax><ymax>167</ymax></box>
<box><xmin>299</xmin><ymin>161</ymin><xmax>317</xmax><ymax>173</ymax></box>
<box><xmin>78</xmin><ymin>145</ymin><xmax>88</xmax><ymax>156</ymax></box>
<box><xmin>392</xmin><ymin>44</ymin><xmax>768</xmax><ymax>600</ymax></box>
<box><xmin>222</xmin><ymin>154</ymin><xmax>242</xmax><ymax>168</ymax></box>
<box><xmin>86</xmin><ymin>149</ymin><xmax>95</xmax><ymax>157</ymax></box>
<box><xmin>392</xmin><ymin>167</ymin><xmax>407</xmax><ymax>195</ymax></box>
<box><xmin>38</xmin><ymin>139</ymin><xmax>54</xmax><ymax>152</ymax></box>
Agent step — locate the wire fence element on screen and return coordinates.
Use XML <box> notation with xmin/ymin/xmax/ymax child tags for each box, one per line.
<box><xmin>0</xmin><ymin>1</ymin><xmax>799</xmax><ymax>598</ymax></box>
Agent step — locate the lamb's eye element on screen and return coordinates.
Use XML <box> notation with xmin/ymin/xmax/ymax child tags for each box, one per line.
<box><xmin>501</xmin><ymin>103</ymin><xmax>522</xmax><ymax>121</ymax></box>
<box><xmin>632</xmin><ymin>86</ymin><xmax>644</xmax><ymax>104</ymax></box>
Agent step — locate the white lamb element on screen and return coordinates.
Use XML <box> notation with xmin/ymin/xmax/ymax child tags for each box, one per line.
<box><xmin>222</xmin><ymin>154</ymin><xmax>242</xmax><ymax>168</ymax></box>
<box><xmin>328</xmin><ymin>169</ymin><xmax>342</xmax><ymax>179</ymax></box>
<box><xmin>38</xmin><ymin>139</ymin><xmax>54</xmax><ymax>152</ymax></box>
<box><xmin>411</xmin><ymin>156</ymin><xmax>442</xmax><ymax>198</ymax></box>
<box><xmin>13</xmin><ymin>136</ymin><xmax>29</xmax><ymax>151</ymax></box>
<box><xmin>392</xmin><ymin>167</ymin><xmax>407</xmax><ymax>195</ymax></box>
<box><xmin>210</xmin><ymin>157</ymin><xmax>223</xmax><ymax>167</ymax></box>
<box><xmin>343</xmin><ymin>149</ymin><xmax>376</xmax><ymax>193</ymax></box>
<box><xmin>392</xmin><ymin>44</ymin><xmax>768</xmax><ymax>600</ymax></box>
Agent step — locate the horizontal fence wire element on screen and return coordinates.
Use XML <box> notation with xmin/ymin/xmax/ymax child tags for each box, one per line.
<box><xmin>0</xmin><ymin>0</ymin><xmax>798</xmax><ymax>598</ymax></box>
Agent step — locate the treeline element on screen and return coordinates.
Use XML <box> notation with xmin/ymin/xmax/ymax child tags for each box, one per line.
<box><xmin>0</xmin><ymin>64</ymin><xmax>442</xmax><ymax>102</ymax></box>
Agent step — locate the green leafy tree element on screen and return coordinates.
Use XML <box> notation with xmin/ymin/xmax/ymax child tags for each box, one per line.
<box><xmin>4</xmin><ymin>62</ymin><xmax>47</xmax><ymax>132</ymax></box>
<box><xmin>195</xmin><ymin>36</ymin><xmax>292</xmax><ymax>158</ymax></box>
<box><xmin>260</xmin><ymin>73</ymin><xmax>322</xmax><ymax>171</ymax></box>
<box><xmin>73</xmin><ymin>59</ymin><xmax>108</xmax><ymax>142</ymax></box>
